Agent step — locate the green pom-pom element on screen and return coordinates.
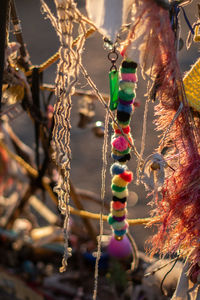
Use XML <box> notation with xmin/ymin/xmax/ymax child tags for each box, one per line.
<box><xmin>108</xmin><ymin>214</ymin><xmax>115</xmax><ymax>225</ymax></box>
<box><xmin>118</xmin><ymin>90</ymin><xmax>135</xmax><ymax>101</ymax></box>
<box><xmin>118</xmin><ymin>119</ymin><xmax>131</xmax><ymax>126</ymax></box>
<box><xmin>113</xmin><ymin>147</ymin><xmax>131</xmax><ymax>155</ymax></box>
<box><xmin>111</xmin><ymin>184</ymin><xmax>126</xmax><ymax>192</ymax></box>
<box><xmin>121</xmin><ymin>67</ymin><xmax>136</xmax><ymax>74</ymax></box>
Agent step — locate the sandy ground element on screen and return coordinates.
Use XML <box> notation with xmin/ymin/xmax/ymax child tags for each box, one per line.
<box><xmin>10</xmin><ymin>0</ymin><xmax>200</xmax><ymax>251</ymax></box>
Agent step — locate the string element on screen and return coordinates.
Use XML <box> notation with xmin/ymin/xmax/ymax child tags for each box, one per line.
<box><xmin>79</xmin><ymin>63</ymin><xmax>142</xmax><ymax>161</ymax></box>
<box><xmin>160</xmin><ymin>258</ymin><xmax>178</xmax><ymax>296</ymax></box>
<box><xmin>93</xmin><ymin>109</ymin><xmax>109</xmax><ymax>300</ymax></box>
<box><xmin>160</xmin><ymin>102</ymin><xmax>183</xmax><ymax>147</ymax></box>
<box><xmin>181</xmin><ymin>7</ymin><xmax>194</xmax><ymax>35</ymax></box>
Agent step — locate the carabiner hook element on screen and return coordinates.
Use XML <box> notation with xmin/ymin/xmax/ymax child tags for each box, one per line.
<box><xmin>108</xmin><ymin>48</ymin><xmax>118</xmax><ymax>71</ymax></box>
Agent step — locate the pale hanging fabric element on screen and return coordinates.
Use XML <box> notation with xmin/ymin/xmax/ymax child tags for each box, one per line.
<box><xmin>86</xmin><ymin>0</ymin><xmax>133</xmax><ymax>42</ymax></box>
<box><xmin>171</xmin><ymin>263</ymin><xmax>200</xmax><ymax>300</ymax></box>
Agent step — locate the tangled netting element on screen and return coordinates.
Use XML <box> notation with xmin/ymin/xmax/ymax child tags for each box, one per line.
<box><xmin>41</xmin><ymin>0</ymin><xmax>88</xmax><ymax>272</ymax></box>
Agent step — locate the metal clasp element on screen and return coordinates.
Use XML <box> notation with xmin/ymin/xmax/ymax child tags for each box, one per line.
<box><xmin>108</xmin><ymin>48</ymin><xmax>118</xmax><ymax>72</ymax></box>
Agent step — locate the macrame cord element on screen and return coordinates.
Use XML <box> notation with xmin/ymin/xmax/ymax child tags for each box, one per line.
<box><xmin>40</xmin><ymin>0</ymin><xmax>88</xmax><ymax>272</ymax></box>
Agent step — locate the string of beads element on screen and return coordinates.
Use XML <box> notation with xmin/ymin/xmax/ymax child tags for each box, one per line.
<box><xmin>108</xmin><ymin>59</ymin><xmax>138</xmax><ymax>244</ymax></box>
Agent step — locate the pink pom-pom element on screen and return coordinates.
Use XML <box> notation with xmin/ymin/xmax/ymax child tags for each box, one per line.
<box><xmin>108</xmin><ymin>235</ymin><xmax>132</xmax><ymax>258</ymax></box>
<box><xmin>121</xmin><ymin>73</ymin><xmax>137</xmax><ymax>82</ymax></box>
<box><xmin>112</xmin><ymin>136</ymin><xmax>128</xmax><ymax>152</ymax></box>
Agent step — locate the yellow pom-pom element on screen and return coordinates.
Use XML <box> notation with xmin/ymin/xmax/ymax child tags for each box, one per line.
<box><xmin>112</xmin><ymin>189</ymin><xmax>129</xmax><ymax>198</ymax></box>
<box><xmin>112</xmin><ymin>175</ymin><xmax>128</xmax><ymax>187</ymax></box>
<box><xmin>112</xmin><ymin>122</ymin><xmax>129</xmax><ymax>130</ymax></box>
<box><xmin>111</xmin><ymin>209</ymin><xmax>127</xmax><ymax>217</ymax></box>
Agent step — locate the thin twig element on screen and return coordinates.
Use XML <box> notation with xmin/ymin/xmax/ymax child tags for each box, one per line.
<box><xmin>0</xmin><ymin>140</ymin><xmax>158</xmax><ymax>226</ymax></box>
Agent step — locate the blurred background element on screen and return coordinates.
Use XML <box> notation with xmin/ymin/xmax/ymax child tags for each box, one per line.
<box><xmin>11</xmin><ymin>0</ymin><xmax>199</xmax><ymax>249</ymax></box>
<box><xmin>0</xmin><ymin>1</ymin><xmax>200</xmax><ymax>299</ymax></box>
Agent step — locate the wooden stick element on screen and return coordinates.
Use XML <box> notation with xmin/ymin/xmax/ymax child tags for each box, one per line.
<box><xmin>29</xmin><ymin>196</ymin><xmax>59</xmax><ymax>225</ymax></box>
<box><xmin>0</xmin><ymin>0</ymin><xmax>9</xmax><ymax>111</ymax></box>
<box><xmin>69</xmin><ymin>180</ymin><xmax>97</xmax><ymax>242</ymax></box>
<box><xmin>10</xmin><ymin>0</ymin><xmax>30</xmax><ymax>71</ymax></box>
<box><xmin>0</xmin><ymin>140</ymin><xmax>160</xmax><ymax>227</ymax></box>
<box><xmin>5</xmin><ymin>185</ymin><xmax>35</xmax><ymax>229</ymax></box>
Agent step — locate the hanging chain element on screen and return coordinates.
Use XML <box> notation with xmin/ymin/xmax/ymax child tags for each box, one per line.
<box><xmin>108</xmin><ymin>47</ymin><xmax>118</xmax><ymax>71</ymax></box>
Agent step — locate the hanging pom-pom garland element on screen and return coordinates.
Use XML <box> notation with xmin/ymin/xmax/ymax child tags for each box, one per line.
<box><xmin>108</xmin><ymin>59</ymin><xmax>138</xmax><ymax>258</ymax></box>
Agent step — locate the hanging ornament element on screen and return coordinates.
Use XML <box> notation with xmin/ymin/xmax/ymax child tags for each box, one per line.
<box><xmin>108</xmin><ymin>57</ymin><xmax>138</xmax><ymax>259</ymax></box>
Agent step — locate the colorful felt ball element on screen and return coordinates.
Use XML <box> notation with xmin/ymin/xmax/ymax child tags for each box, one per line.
<box><xmin>119</xmin><ymin>90</ymin><xmax>135</xmax><ymax>101</ymax></box>
<box><xmin>111</xmin><ymin>208</ymin><xmax>127</xmax><ymax>217</ymax></box>
<box><xmin>121</xmin><ymin>73</ymin><xmax>137</xmax><ymax>82</ymax></box>
<box><xmin>115</xmin><ymin>125</ymin><xmax>130</xmax><ymax>135</ymax></box>
<box><xmin>112</xmin><ymin>196</ymin><xmax>127</xmax><ymax>203</ymax></box>
<box><xmin>112</xmin><ymin>175</ymin><xmax>129</xmax><ymax>187</ymax></box>
<box><xmin>110</xmin><ymin>163</ymin><xmax>127</xmax><ymax>175</ymax></box>
<box><xmin>122</xmin><ymin>60</ymin><xmax>137</xmax><ymax>69</ymax></box>
<box><xmin>112</xmin><ymin>220</ymin><xmax>126</xmax><ymax>230</ymax></box>
<box><xmin>119</xmin><ymin>171</ymin><xmax>133</xmax><ymax>183</ymax></box>
<box><xmin>114</xmin><ymin>228</ymin><xmax>127</xmax><ymax>236</ymax></box>
<box><xmin>111</xmin><ymin>184</ymin><xmax>126</xmax><ymax>193</ymax></box>
<box><xmin>112</xmin><ymin>189</ymin><xmax>128</xmax><ymax>199</ymax></box>
<box><xmin>112</xmin><ymin>135</ymin><xmax>129</xmax><ymax>152</ymax></box>
<box><xmin>119</xmin><ymin>80</ymin><xmax>136</xmax><ymax>90</ymax></box>
<box><xmin>112</xmin><ymin>201</ymin><xmax>126</xmax><ymax>210</ymax></box>
<box><xmin>107</xmin><ymin>235</ymin><xmax>132</xmax><ymax>258</ymax></box>
<box><xmin>118</xmin><ymin>153</ymin><xmax>131</xmax><ymax>162</ymax></box>
<box><xmin>117</xmin><ymin>102</ymin><xmax>133</xmax><ymax>114</ymax></box>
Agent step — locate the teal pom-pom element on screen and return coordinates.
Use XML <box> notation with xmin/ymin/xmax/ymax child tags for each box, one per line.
<box><xmin>114</xmin><ymin>229</ymin><xmax>127</xmax><ymax>236</ymax></box>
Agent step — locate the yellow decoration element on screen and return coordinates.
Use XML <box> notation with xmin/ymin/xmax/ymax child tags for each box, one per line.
<box><xmin>111</xmin><ymin>209</ymin><xmax>127</xmax><ymax>217</ymax></box>
<box><xmin>113</xmin><ymin>122</ymin><xmax>128</xmax><ymax>129</ymax></box>
<box><xmin>183</xmin><ymin>57</ymin><xmax>200</xmax><ymax>112</ymax></box>
<box><xmin>194</xmin><ymin>25</ymin><xmax>200</xmax><ymax>42</ymax></box>
<box><xmin>112</xmin><ymin>189</ymin><xmax>129</xmax><ymax>198</ymax></box>
<box><xmin>112</xmin><ymin>175</ymin><xmax>128</xmax><ymax>187</ymax></box>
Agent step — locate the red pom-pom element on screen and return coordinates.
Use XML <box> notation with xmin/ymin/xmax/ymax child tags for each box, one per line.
<box><xmin>123</xmin><ymin>126</ymin><xmax>130</xmax><ymax>134</ymax></box>
<box><xmin>133</xmin><ymin>101</ymin><xmax>140</xmax><ymax>107</ymax></box>
<box><xmin>112</xmin><ymin>201</ymin><xmax>126</xmax><ymax>210</ymax></box>
<box><xmin>114</xmin><ymin>126</ymin><xmax>130</xmax><ymax>135</ymax></box>
<box><xmin>120</xmin><ymin>171</ymin><xmax>133</xmax><ymax>182</ymax></box>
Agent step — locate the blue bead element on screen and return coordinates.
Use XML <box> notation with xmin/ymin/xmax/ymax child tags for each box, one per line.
<box><xmin>117</xmin><ymin>102</ymin><xmax>132</xmax><ymax>114</ymax></box>
<box><xmin>111</xmin><ymin>154</ymin><xmax>123</xmax><ymax>161</ymax></box>
<box><xmin>110</xmin><ymin>163</ymin><xmax>127</xmax><ymax>175</ymax></box>
<box><xmin>114</xmin><ymin>229</ymin><xmax>126</xmax><ymax>236</ymax></box>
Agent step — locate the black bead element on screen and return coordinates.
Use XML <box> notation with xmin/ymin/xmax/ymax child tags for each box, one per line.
<box><xmin>122</xmin><ymin>60</ymin><xmax>137</xmax><ymax>69</ymax></box>
<box><xmin>112</xmin><ymin>196</ymin><xmax>127</xmax><ymax>203</ymax></box>
<box><xmin>117</xmin><ymin>111</ymin><xmax>131</xmax><ymax>122</ymax></box>
<box><xmin>118</xmin><ymin>153</ymin><xmax>131</xmax><ymax>162</ymax></box>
